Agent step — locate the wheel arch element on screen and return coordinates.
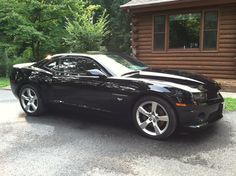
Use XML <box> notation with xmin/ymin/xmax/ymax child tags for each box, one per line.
<box><xmin>17</xmin><ymin>81</ymin><xmax>43</xmax><ymax>98</ymax></box>
<box><xmin>17</xmin><ymin>81</ymin><xmax>46</xmax><ymax>116</ymax></box>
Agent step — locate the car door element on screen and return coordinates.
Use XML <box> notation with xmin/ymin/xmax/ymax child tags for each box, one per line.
<box><xmin>44</xmin><ymin>56</ymin><xmax>77</xmax><ymax>104</ymax></box>
<box><xmin>45</xmin><ymin>56</ymin><xmax>144</xmax><ymax>114</ymax></box>
<box><xmin>70</xmin><ymin>57</ymin><xmax>144</xmax><ymax>114</ymax></box>
<box><xmin>49</xmin><ymin>56</ymin><xmax>114</xmax><ymax>112</ymax></box>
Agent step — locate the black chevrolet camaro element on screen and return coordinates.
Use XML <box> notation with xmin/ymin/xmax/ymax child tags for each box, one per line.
<box><xmin>10</xmin><ymin>53</ymin><xmax>224</xmax><ymax>139</ymax></box>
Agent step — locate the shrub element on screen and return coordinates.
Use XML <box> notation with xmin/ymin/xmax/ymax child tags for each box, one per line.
<box><xmin>64</xmin><ymin>5</ymin><xmax>109</xmax><ymax>52</ymax></box>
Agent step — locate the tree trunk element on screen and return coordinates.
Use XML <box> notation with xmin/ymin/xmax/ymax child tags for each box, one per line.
<box><xmin>2</xmin><ymin>48</ymin><xmax>9</xmax><ymax>78</ymax></box>
<box><xmin>32</xmin><ymin>40</ymin><xmax>41</xmax><ymax>61</ymax></box>
<box><xmin>35</xmin><ymin>41</ymin><xmax>40</xmax><ymax>61</ymax></box>
<box><xmin>32</xmin><ymin>41</ymin><xmax>36</xmax><ymax>61</ymax></box>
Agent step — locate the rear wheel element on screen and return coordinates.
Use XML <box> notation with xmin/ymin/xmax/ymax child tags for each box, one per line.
<box><xmin>133</xmin><ymin>96</ymin><xmax>177</xmax><ymax>140</ymax></box>
<box><xmin>19</xmin><ymin>85</ymin><xmax>45</xmax><ymax>116</ymax></box>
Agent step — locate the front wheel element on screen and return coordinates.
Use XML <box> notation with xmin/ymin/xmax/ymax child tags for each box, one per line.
<box><xmin>19</xmin><ymin>85</ymin><xmax>45</xmax><ymax>116</ymax></box>
<box><xmin>133</xmin><ymin>96</ymin><xmax>177</xmax><ymax>140</ymax></box>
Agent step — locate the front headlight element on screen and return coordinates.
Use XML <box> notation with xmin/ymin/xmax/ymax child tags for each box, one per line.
<box><xmin>170</xmin><ymin>89</ymin><xmax>192</xmax><ymax>104</ymax></box>
<box><xmin>192</xmin><ymin>92</ymin><xmax>207</xmax><ymax>103</ymax></box>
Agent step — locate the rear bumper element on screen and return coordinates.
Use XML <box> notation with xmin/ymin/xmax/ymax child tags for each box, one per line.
<box><xmin>10</xmin><ymin>82</ymin><xmax>19</xmax><ymax>99</ymax></box>
<box><xmin>176</xmin><ymin>97</ymin><xmax>224</xmax><ymax>128</ymax></box>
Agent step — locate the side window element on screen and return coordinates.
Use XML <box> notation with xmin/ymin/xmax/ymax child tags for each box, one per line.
<box><xmin>46</xmin><ymin>57</ymin><xmax>106</xmax><ymax>76</ymax></box>
<box><xmin>59</xmin><ymin>57</ymin><xmax>78</xmax><ymax>75</ymax></box>
<box><xmin>45</xmin><ymin>60</ymin><xmax>59</xmax><ymax>71</ymax></box>
<box><xmin>203</xmin><ymin>11</ymin><xmax>218</xmax><ymax>50</ymax></box>
<box><xmin>154</xmin><ymin>15</ymin><xmax>166</xmax><ymax>51</ymax></box>
<box><xmin>77</xmin><ymin>57</ymin><xmax>104</xmax><ymax>76</ymax></box>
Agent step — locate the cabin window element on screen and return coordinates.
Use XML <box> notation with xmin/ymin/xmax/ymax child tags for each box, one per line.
<box><xmin>154</xmin><ymin>15</ymin><xmax>166</xmax><ymax>50</ymax></box>
<box><xmin>169</xmin><ymin>13</ymin><xmax>201</xmax><ymax>49</ymax></box>
<box><xmin>59</xmin><ymin>57</ymin><xmax>78</xmax><ymax>75</ymax></box>
<box><xmin>46</xmin><ymin>60</ymin><xmax>59</xmax><ymax>71</ymax></box>
<box><xmin>76</xmin><ymin>57</ymin><xmax>104</xmax><ymax>76</ymax></box>
<box><xmin>153</xmin><ymin>10</ymin><xmax>218</xmax><ymax>52</ymax></box>
<box><xmin>203</xmin><ymin>11</ymin><xmax>218</xmax><ymax>50</ymax></box>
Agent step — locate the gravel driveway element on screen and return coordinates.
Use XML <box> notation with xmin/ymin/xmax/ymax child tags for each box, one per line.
<box><xmin>0</xmin><ymin>90</ymin><xmax>236</xmax><ymax>176</ymax></box>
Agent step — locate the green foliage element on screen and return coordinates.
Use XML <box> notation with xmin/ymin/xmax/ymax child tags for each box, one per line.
<box><xmin>0</xmin><ymin>77</ymin><xmax>10</xmax><ymax>88</ymax></box>
<box><xmin>90</xmin><ymin>0</ymin><xmax>131</xmax><ymax>52</ymax></box>
<box><xmin>225</xmin><ymin>98</ymin><xmax>236</xmax><ymax>111</ymax></box>
<box><xmin>0</xmin><ymin>0</ymin><xmax>90</xmax><ymax>60</ymax></box>
<box><xmin>64</xmin><ymin>5</ymin><xmax>109</xmax><ymax>52</ymax></box>
<box><xmin>0</xmin><ymin>0</ymin><xmax>131</xmax><ymax>76</ymax></box>
<box><xmin>0</xmin><ymin>0</ymin><xmax>87</xmax><ymax>76</ymax></box>
<box><xmin>0</xmin><ymin>47</ymin><xmax>32</xmax><ymax>77</ymax></box>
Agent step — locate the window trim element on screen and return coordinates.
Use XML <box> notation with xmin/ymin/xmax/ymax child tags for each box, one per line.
<box><xmin>152</xmin><ymin>9</ymin><xmax>219</xmax><ymax>53</ymax></box>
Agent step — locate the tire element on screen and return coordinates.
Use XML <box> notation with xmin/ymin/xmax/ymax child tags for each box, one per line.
<box><xmin>133</xmin><ymin>96</ymin><xmax>177</xmax><ymax>140</ymax></box>
<box><xmin>19</xmin><ymin>84</ymin><xmax>46</xmax><ymax>116</ymax></box>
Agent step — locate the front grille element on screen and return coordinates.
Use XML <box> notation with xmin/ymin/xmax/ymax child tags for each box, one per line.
<box><xmin>207</xmin><ymin>90</ymin><xmax>219</xmax><ymax>100</ymax></box>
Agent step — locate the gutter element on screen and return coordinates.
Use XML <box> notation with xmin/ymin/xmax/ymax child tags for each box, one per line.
<box><xmin>120</xmin><ymin>0</ymin><xmax>199</xmax><ymax>10</ymax></box>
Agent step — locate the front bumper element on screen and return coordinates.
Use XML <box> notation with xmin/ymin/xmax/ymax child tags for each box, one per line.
<box><xmin>176</xmin><ymin>97</ymin><xmax>224</xmax><ymax>128</ymax></box>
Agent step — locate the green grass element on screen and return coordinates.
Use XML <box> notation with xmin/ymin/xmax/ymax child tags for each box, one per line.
<box><xmin>0</xmin><ymin>77</ymin><xmax>10</xmax><ymax>88</ymax></box>
<box><xmin>225</xmin><ymin>98</ymin><xmax>236</xmax><ymax>111</ymax></box>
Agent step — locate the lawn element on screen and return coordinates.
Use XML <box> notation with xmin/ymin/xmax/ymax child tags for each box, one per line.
<box><xmin>0</xmin><ymin>77</ymin><xmax>10</xmax><ymax>88</ymax></box>
<box><xmin>225</xmin><ymin>98</ymin><xmax>236</xmax><ymax>112</ymax></box>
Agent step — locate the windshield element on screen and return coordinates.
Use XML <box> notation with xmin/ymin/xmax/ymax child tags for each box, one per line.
<box><xmin>94</xmin><ymin>54</ymin><xmax>149</xmax><ymax>76</ymax></box>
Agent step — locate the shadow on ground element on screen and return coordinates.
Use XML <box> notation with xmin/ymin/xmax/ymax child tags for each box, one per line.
<box><xmin>22</xmin><ymin>106</ymin><xmax>233</xmax><ymax>159</ymax></box>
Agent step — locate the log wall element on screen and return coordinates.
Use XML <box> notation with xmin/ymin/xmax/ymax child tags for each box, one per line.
<box><xmin>131</xmin><ymin>4</ymin><xmax>236</xmax><ymax>79</ymax></box>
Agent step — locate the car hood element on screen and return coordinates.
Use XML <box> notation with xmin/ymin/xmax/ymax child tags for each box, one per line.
<box><xmin>128</xmin><ymin>69</ymin><xmax>220</xmax><ymax>93</ymax></box>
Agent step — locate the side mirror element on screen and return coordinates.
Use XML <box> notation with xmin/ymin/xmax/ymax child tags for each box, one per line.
<box><xmin>86</xmin><ymin>69</ymin><xmax>107</xmax><ymax>79</ymax></box>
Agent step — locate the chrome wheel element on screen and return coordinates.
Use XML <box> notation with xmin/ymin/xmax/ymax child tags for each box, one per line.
<box><xmin>136</xmin><ymin>101</ymin><xmax>169</xmax><ymax>136</ymax></box>
<box><xmin>20</xmin><ymin>88</ymin><xmax>38</xmax><ymax>113</ymax></box>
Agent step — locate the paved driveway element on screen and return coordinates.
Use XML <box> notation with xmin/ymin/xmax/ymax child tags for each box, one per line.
<box><xmin>0</xmin><ymin>90</ymin><xmax>236</xmax><ymax>176</ymax></box>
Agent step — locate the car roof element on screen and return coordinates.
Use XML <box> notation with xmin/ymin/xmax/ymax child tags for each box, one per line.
<box><xmin>43</xmin><ymin>52</ymin><xmax>136</xmax><ymax>77</ymax></box>
<box><xmin>50</xmin><ymin>53</ymin><xmax>121</xmax><ymax>63</ymax></box>
<box><xmin>48</xmin><ymin>53</ymin><xmax>118</xmax><ymax>76</ymax></box>
<box><xmin>51</xmin><ymin>52</ymin><xmax>116</xmax><ymax>59</ymax></box>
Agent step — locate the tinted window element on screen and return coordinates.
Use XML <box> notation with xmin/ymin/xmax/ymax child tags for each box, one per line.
<box><xmin>77</xmin><ymin>58</ymin><xmax>104</xmax><ymax>76</ymax></box>
<box><xmin>59</xmin><ymin>58</ymin><xmax>78</xmax><ymax>74</ymax></box>
<box><xmin>56</xmin><ymin>57</ymin><xmax>105</xmax><ymax>76</ymax></box>
<box><xmin>46</xmin><ymin>60</ymin><xmax>59</xmax><ymax>70</ymax></box>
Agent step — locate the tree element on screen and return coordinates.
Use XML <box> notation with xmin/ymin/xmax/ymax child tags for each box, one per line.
<box><xmin>0</xmin><ymin>0</ymin><xmax>87</xmax><ymax>61</ymax></box>
<box><xmin>90</xmin><ymin>0</ymin><xmax>131</xmax><ymax>52</ymax></box>
<box><xmin>64</xmin><ymin>5</ymin><xmax>109</xmax><ymax>52</ymax></box>
<box><xmin>0</xmin><ymin>0</ymin><xmax>131</xmax><ymax>77</ymax></box>
<box><xmin>0</xmin><ymin>0</ymin><xmax>20</xmax><ymax>76</ymax></box>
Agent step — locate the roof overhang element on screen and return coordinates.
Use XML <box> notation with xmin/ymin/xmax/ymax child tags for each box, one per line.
<box><xmin>121</xmin><ymin>0</ymin><xmax>236</xmax><ymax>12</ymax></box>
<box><xmin>120</xmin><ymin>0</ymin><xmax>197</xmax><ymax>9</ymax></box>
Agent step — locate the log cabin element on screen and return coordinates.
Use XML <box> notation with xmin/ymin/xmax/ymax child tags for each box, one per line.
<box><xmin>121</xmin><ymin>0</ymin><xmax>236</xmax><ymax>80</ymax></box>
